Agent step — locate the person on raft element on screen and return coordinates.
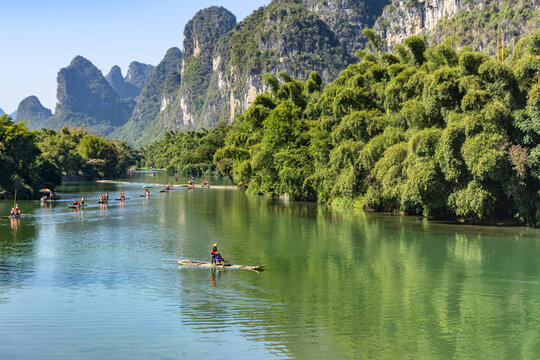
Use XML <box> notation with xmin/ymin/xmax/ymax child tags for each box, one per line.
<box><xmin>81</xmin><ymin>197</ymin><xmax>85</xmax><ymax>206</ymax></box>
<box><xmin>120</xmin><ymin>191</ymin><xmax>125</xmax><ymax>199</ymax></box>
<box><xmin>10</xmin><ymin>206</ymin><xmax>19</xmax><ymax>216</ymax></box>
<box><xmin>145</xmin><ymin>188</ymin><xmax>150</xmax><ymax>196</ymax></box>
<box><xmin>106</xmin><ymin>192</ymin><xmax>109</xmax><ymax>201</ymax></box>
<box><xmin>72</xmin><ymin>199</ymin><xmax>80</xmax><ymax>206</ymax></box>
<box><xmin>211</xmin><ymin>244</ymin><xmax>225</xmax><ymax>265</ymax></box>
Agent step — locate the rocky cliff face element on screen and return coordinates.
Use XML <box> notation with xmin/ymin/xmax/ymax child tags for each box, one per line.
<box><xmin>175</xmin><ymin>6</ymin><xmax>237</xmax><ymax>127</ymax></box>
<box><xmin>299</xmin><ymin>0</ymin><xmax>390</xmax><ymax>54</ymax></box>
<box><xmin>201</xmin><ymin>1</ymin><xmax>353</xmax><ymax>126</ymax></box>
<box><xmin>125</xmin><ymin>61</ymin><xmax>154</xmax><ymax>89</ymax></box>
<box><xmin>105</xmin><ymin>65</ymin><xmax>141</xmax><ymax>98</ymax></box>
<box><xmin>0</xmin><ymin>108</ymin><xmax>5</xmax><ymax>116</ymax></box>
<box><xmin>376</xmin><ymin>0</ymin><xmax>464</xmax><ymax>48</ymax></box>
<box><xmin>117</xmin><ymin>2</ymin><xmax>355</xmax><ymax>144</ymax></box>
<box><xmin>115</xmin><ymin>47</ymin><xmax>182</xmax><ymax>145</ymax></box>
<box><xmin>45</xmin><ymin>56</ymin><xmax>135</xmax><ymax>135</ymax></box>
<box><xmin>41</xmin><ymin>0</ymin><xmax>539</xmax><ymax>145</ymax></box>
<box><xmin>376</xmin><ymin>0</ymin><xmax>540</xmax><ymax>52</ymax></box>
<box><xmin>14</xmin><ymin>96</ymin><xmax>52</xmax><ymax>130</ymax></box>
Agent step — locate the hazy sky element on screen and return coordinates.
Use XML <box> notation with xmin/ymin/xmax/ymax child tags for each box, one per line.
<box><xmin>1</xmin><ymin>0</ymin><xmax>270</xmax><ymax>113</ymax></box>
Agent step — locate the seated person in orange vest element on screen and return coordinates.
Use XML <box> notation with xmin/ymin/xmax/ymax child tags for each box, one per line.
<box><xmin>210</xmin><ymin>244</ymin><xmax>225</xmax><ymax>265</ymax></box>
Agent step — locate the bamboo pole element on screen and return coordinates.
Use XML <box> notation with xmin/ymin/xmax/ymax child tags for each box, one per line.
<box><xmin>502</xmin><ymin>25</ymin><xmax>505</xmax><ymax>63</ymax></box>
<box><xmin>497</xmin><ymin>23</ymin><xmax>500</xmax><ymax>63</ymax></box>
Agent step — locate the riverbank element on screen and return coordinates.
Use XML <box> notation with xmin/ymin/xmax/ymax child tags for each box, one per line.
<box><xmin>95</xmin><ymin>180</ymin><xmax>238</xmax><ymax>190</ymax></box>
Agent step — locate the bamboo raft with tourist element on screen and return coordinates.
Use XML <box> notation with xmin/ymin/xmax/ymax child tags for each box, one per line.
<box><xmin>175</xmin><ymin>259</ymin><xmax>265</xmax><ymax>271</ymax></box>
<box><xmin>0</xmin><ymin>214</ymin><xmax>31</xmax><ymax>219</ymax></box>
<box><xmin>3</xmin><ymin>176</ymin><xmax>215</xmax><ymax>222</ymax></box>
<box><xmin>165</xmin><ymin>244</ymin><xmax>265</xmax><ymax>271</ymax></box>
<box><xmin>2</xmin><ymin>190</ymin><xmax>31</xmax><ymax>219</ymax></box>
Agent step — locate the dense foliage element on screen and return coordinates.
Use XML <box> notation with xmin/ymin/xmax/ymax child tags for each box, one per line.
<box><xmin>145</xmin><ymin>29</ymin><xmax>540</xmax><ymax>225</ymax></box>
<box><xmin>0</xmin><ymin>115</ymin><xmax>138</xmax><ymax>199</ymax></box>
<box><xmin>140</xmin><ymin>123</ymin><xmax>230</xmax><ymax>176</ymax></box>
<box><xmin>0</xmin><ymin>115</ymin><xmax>60</xmax><ymax>198</ymax></box>
<box><xmin>431</xmin><ymin>0</ymin><xmax>539</xmax><ymax>54</ymax></box>
<box><xmin>39</xmin><ymin>127</ymin><xmax>139</xmax><ymax>179</ymax></box>
<box><xmin>222</xmin><ymin>30</ymin><xmax>540</xmax><ymax>225</ymax></box>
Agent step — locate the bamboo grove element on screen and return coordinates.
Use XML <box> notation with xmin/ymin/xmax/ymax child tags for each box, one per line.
<box><xmin>144</xmin><ymin>29</ymin><xmax>540</xmax><ymax>225</ymax></box>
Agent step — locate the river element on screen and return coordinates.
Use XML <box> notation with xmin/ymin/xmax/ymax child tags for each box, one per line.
<box><xmin>1</xmin><ymin>171</ymin><xmax>539</xmax><ymax>359</ymax></box>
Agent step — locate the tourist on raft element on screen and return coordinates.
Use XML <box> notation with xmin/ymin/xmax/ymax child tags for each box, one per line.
<box><xmin>10</xmin><ymin>205</ymin><xmax>20</xmax><ymax>216</ymax></box>
<box><xmin>211</xmin><ymin>243</ymin><xmax>224</xmax><ymax>265</ymax></box>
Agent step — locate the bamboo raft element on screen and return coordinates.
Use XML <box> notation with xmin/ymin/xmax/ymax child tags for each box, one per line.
<box><xmin>1</xmin><ymin>214</ymin><xmax>31</xmax><ymax>219</ymax></box>
<box><xmin>176</xmin><ymin>259</ymin><xmax>265</xmax><ymax>271</ymax></box>
<box><xmin>68</xmin><ymin>205</ymin><xmax>87</xmax><ymax>209</ymax></box>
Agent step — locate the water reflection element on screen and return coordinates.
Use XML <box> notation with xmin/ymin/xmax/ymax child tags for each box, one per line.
<box><xmin>0</xmin><ymin>214</ymin><xmax>39</xmax><ymax>305</ymax></box>
<box><xmin>0</xmin><ymin>175</ymin><xmax>539</xmax><ymax>359</ymax></box>
<box><xmin>169</xmin><ymin>192</ymin><xmax>540</xmax><ymax>359</ymax></box>
<box><xmin>10</xmin><ymin>217</ymin><xmax>19</xmax><ymax>236</ymax></box>
<box><xmin>210</xmin><ymin>268</ymin><xmax>223</xmax><ymax>290</ymax></box>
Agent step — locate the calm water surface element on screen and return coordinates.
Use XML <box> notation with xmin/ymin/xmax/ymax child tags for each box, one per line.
<box><xmin>1</xmin><ymin>172</ymin><xmax>539</xmax><ymax>359</ymax></box>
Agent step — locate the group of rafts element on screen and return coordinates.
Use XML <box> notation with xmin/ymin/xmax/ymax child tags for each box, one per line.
<box><xmin>3</xmin><ymin>180</ymin><xmax>264</xmax><ymax>271</ymax></box>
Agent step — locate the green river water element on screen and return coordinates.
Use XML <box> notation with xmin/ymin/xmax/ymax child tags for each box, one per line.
<box><xmin>1</xmin><ymin>171</ymin><xmax>539</xmax><ymax>359</ymax></box>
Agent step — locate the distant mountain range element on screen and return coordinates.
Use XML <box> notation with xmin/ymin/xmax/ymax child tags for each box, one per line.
<box><xmin>6</xmin><ymin>0</ymin><xmax>539</xmax><ymax>144</ymax></box>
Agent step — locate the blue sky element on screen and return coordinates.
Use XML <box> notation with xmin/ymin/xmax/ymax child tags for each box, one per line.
<box><xmin>1</xmin><ymin>0</ymin><xmax>270</xmax><ymax>113</ymax></box>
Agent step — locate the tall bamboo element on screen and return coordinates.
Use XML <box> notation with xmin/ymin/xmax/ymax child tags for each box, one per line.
<box><xmin>502</xmin><ymin>25</ymin><xmax>505</xmax><ymax>63</ymax></box>
<box><xmin>497</xmin><ymin>23</ymin><xmax>500</xmax><ymax>63</ymax></box>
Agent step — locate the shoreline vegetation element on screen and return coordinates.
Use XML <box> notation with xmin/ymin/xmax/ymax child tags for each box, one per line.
<box><xmin>0</xmin><ymin>117</ymin><xmax>138</xmax><ymax>199</ymax></box>
<box><xmin>142</xmin><ymin>29</ymin><xmax>540</xmax><ymax>227</ymax></box>
<box><xmin>3</xmin><ymin>30</ymin><xmax>540</xmax><ymax>226</ymax></box>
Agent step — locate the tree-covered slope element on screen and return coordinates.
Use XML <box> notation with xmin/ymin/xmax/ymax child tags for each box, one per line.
<box><xmin>114</xmin><ymin>47</ymin><xmax>182</xmax><ymax>145</ymax></box>
<box><xmin>14</xmin><ymin>95</ymin><xmax>52</xmax><ymax>130</ymax></box>
<box><xmin>299</xmin><ymin>0</ymin><xmax>390</xmax><ymax>54</ymax></box>
<box><xmin>105</xmin><ymin>65</ymin><xmax>140</xmax><ymax>98</ymax></box>
<box><xmin>194</xmin><ymin>1</ymin><xmax>354</xmax><ymax>129</ymax></box>
<box><xmin>376</xmin><ymin>0</ymin><xmax>540</xmax><ymax>53</ymax></box>
<box><xmin>205</xmin><ymin>29</ymin><xmax>540</xmax><ymax>225</ymax></box>
<box><xmin>44</xmin><ymin>56</ymin><xmax>135</xmax><ymax>135</ymax></box>
<box><xmin>157</xmin><ymin>7</ymin><xmax>236</xmax><ymax>130</ymax></box>
<box><xmin>125</xmin><ymin>61</ymin><xmax>155</xmax><ymax>89</ymax></box>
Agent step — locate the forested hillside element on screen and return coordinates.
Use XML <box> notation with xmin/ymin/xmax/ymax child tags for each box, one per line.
<box><xmin>143</xmin><ymin>29</ymin><xmax>540</xmax><ymax>226</ymax></box>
